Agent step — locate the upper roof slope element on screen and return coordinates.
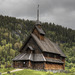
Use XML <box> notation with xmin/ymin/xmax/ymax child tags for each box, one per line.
<box><xmin>31</xmin><ymin>33</ymin><xmax>66</xmax><ymax>57</ymax></box>
<box><xmin>20</xmin><ymin>33</ymin><xmax>66</xmax><ymax>57</ymax></box>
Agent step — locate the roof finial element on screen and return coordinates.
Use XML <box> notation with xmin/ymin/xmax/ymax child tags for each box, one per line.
<box><xmin>36</xmin><ymin>4</ymin><xmax>40</xmax><ymax>24</ymax></box>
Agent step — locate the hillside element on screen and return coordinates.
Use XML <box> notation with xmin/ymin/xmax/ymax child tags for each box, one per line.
<box><xmin>0</xmin><ymin>15</ymin><xmax>75</xmax><ymax>69</ymax></box>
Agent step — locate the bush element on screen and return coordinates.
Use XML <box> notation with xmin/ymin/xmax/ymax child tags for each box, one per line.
<box><xmin>46</xmin><ymin>71</ymin><xmax>53</xmax><ymax>75</ymax></box>
<box><xmin>69</xmin><ymin>67</ymin><xmax>75</xmax><ymax>73</ymax></box>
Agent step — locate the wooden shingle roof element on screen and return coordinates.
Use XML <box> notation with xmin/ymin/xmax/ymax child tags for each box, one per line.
<box><xmin>31</xmin><ymin>34</ymin><xmax>66</xmax><ymax>57</ymax></box>
<box><xmin>46</xmin><ymin>58</ymin><xmax>64</xmax><ymax>64</ymax></box>
<box><xmin>12</xmin><ymin>53</ymin><xmax>44</xmax><ymax>62</ymax></box>
<box><xmin>35</xmin><ymin>26</ymin><xmax>45</xmax><ymax>35</ymax></box>
<box><xmin>19</xmin><ymin>33</ymin><xmax>66</xmax><ymax>57</ymax></box>
<box><xmin>12</xmin><ymin>53</ymin><xmax>64</xmax><ymax>64</ymax></box>
<box><xmin>12</xmin><ymin>53</ymin><xmax>33</xmax><ymax>61</ymax></box>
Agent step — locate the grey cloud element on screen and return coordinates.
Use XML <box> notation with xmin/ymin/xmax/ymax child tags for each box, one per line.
<box><xmin>0</xmin><ymin>0</ymin><xmax>75</xmax><ymax>29</ymax></box>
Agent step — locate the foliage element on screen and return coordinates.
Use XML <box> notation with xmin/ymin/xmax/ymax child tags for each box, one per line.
<box><xmin>0</xmin><ymin>15</ymin><xmax>75</xmax><ymax>68</ymax></box>
<box><xmin>3</xmin><ymin>69</ymin><xmax>46</xmax><ymax>75</ymax></box>
<box><xmin>0</xmin><ymin>65</ymin><xmax>14</xmax><ymax>73</ymax></box>
<box><xmin>69</xmin><ymin>67</ymin><xmax>75</xmax><ymax>73</ymax></box>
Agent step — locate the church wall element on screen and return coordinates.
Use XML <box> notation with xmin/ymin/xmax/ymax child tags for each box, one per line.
<box><xmin>62</xmin><ymin>58</ymin><xmax>65</xmax><ymax>70</ymax></box>
<box><xmin>21</xmin><ymin>37</ymin><xmax>42</xmax><ymax>54</ymax></box>
<box><xmin>33</xmin><ymin>29</ymin><xmax>39</xmax><ymax>38</ymax></box>
<box><xmin>27</xmin><ymin>38</ymin><xmax>42</xmax><ymax>54</ymax></box>
<box><xmin>39</xmin><ymin>34</ymin><xmax>44</xmax><ymax>40</ymax></box>
<box><xmin>13</xmin><ymin>61</ymin><xmax>23</xmax><ymax>68</ymax></box>
<box><xmin>45</xmin><ymin>62</ymin><xmax>63</xmax><ymax>70</ymax></box>
<box><xmin>43</xmin><ymin>52</ymin><xmax>60</xmax><ymax>60</ymax></box>
<box><xmin>33</xmin><ymin>28</ymin><xmax>44</xmax><ymax>40</ymax></box>
<box><xmin>33</xmin><ymin>62</ymin><xmax>44</xmax><ymax>69</ymax></box>
<box><xmin>13</xmin><ymin>61</ymin><xmax>44</xmax><ymax>69</ymax></box>
<box><xmin>13</xmin><ymin>61</ymin><xmax>29</xmax><ymax>68</ymax></box>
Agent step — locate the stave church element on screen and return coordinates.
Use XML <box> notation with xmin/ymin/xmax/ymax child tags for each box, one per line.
<box><xmin>12</xmin><ymin>5</ymin><xmax>66</xmax><ymax>71</ymax></box>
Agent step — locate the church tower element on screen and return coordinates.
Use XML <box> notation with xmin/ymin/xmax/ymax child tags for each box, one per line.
<box><xmin>32</xmin><ymin>4</ymin><xmax>45</xmax><ymax>40</ymax></box>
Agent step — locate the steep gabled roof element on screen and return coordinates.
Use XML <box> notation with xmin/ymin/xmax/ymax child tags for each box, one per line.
<box><xmin>31</xmin><ymin>34</ymin><xmax>66</xmax><ymax>57</ymax></box>
<box><xmin>32</xmin><ymin>26</ymin><xmax>45</xmax><ymax>35</ymax></box>
<box><xmin>54</xmin><ymin>44</ymin><xmax>66</xmax><ymax>57</ymax></box>
<box><xmin>19</xmin><ymin>35</ymin><xmax>31</xmax><ymax>52</ymax></box>
<box><xmin>35</xmin><ymin>26</ymin><xmax>45</xmax><ymax>35</ymax></box>
<box><xmin>20</xmin><ymin>33</ymin><xmax>66</xmax><ymax>57</ymax></box>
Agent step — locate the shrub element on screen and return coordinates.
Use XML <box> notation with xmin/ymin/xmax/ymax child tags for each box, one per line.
<box><xmin>69</xmin><ymin>67</ymin><xmax>75</xmax><ymax>73</ymax></box>
<box><xmin>46</xmin><ymin>71</ymin><xmax>53</xmax><ymax>75</ymax></box>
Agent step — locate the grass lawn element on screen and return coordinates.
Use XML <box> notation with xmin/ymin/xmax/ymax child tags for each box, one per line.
<box><xmin>54</xmin><ymin>73</ymin><xmax>75</xmax><ymax>75</ymax></box>
<box><xmin>3</xmin><ymin>69</ymin><xmax>75</xmax><ymax>75</ymax></box>
<box><xmin>3</xmin><ymin>69</ymin><xmax>46</xmax><ymax>75</ymax></box>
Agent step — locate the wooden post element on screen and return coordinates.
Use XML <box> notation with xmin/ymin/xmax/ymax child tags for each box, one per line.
<box><xmin>63</xmin><ymin>58</ymin><xmax>65</xmax><ymax>70</ymax></box>
<box><xmin>43</xmin><ymin>62</ymin><xmax>45</xmax><ymax>70</ymax></box>
<box><xmin>28</xmin><ymin>61</ymin><xmax>31</xmax><ymax>68</ymax></box>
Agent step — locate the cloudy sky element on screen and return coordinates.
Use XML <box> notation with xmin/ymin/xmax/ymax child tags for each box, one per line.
<box><xmin>0</xmin><ymin>0</ymin><xmax>75</xmax><ymax>30</ymax></box>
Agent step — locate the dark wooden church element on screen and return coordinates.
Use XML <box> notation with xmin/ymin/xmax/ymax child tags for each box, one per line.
<box><xmin>12</xmin><ymin>5</ymin><xmax>66</xmax><ymax>71</ymax></box>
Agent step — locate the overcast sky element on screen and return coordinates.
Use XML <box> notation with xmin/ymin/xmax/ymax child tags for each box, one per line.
<box><xmin>0</xmin><ymin>0</ymin><xmax>75</xmax><ymax>30</ymax></box>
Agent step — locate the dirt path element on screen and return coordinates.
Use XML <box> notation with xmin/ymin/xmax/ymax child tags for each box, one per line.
<box><xmin>2</xmin><ymin>69</ymin><xmax>24</xmax><ymax>74</ymax></box>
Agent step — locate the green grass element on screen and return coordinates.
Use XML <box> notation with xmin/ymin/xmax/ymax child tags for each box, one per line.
<box><xmin>3</xmin><ymin>69</ymin><xmax>75</xmax><ymax>75</ymax></box>
<box><xmin>3</xmin><ymin>69</ymin><xmax>46</xmax><ymax>75</ymax></box>
<box><xmin>54</xmin><ymin>73</ymin><xmax>75</xmax><ymax>75</ymax></box>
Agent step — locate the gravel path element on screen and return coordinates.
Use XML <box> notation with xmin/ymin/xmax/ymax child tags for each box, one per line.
<box><xmin>2</xmin><ymin>69</ymin><xmax>24</xmax><ymax>74</ymax></box>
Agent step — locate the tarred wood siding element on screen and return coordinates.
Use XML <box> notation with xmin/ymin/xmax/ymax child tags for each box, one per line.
<box><xmin>22</xmin><ymin>38</ymin><xmax>42</xmax><ymax>54</ymax></box>
<box><xmin>43</xmin><ymin>53</ymin><xmax>60</xmax><ymax>59</ymax></box>
<box><xmin>13</xmin><ymin>61</ymin><xmax>23</xmax><ymax>68</ymax></box>
<box><xmin>44</xmin><ymin>62</ymin><xmax>63</xmax><ymax>70</ymax></box>
<box><xmin>33</xmin><ymin>29</ymin><xmax>39</xmax><ymax>38</ymax></box>
<box><xmin>27</xmin><ymin>48</ymin><xmax>31</xmax><ymax>54</ymax></box>
<box><xmin>62</xmin><ymin>58</ymin><xmax>65</xmax><ymax>70</ymax></box>
<box><xmin>33</xmin><ymin>62</ymin><xmax>44</xmax><ymax>69</ymax></box>
<box><xmin>13</xmin><ymin>61</ymin><xmax>29</xmax><ymax>68</ymax></box>
<box><xmin>39</xmin><ymin>34</ymin><xmax>44</xmax><ymax>40</ymax></box>
<box><xmin>43</xmin><ymin>53</ymin><xmax>65</xmax><ymax>70</ymax></box>
<box><xmin>33</xmin><ymin>28</ymin><xmax>44</xmax><ymax>40</ymax></box>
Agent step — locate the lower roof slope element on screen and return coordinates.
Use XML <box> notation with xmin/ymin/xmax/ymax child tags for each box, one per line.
<box><xmin>12</xmin><ymin>53</ymin><xmax>45</xmax><ymax>62</ymax></box>
<box><xmin>12</xmin><ymin>53</ymin><xmax>64</xmax><ymax>64</ymax></box>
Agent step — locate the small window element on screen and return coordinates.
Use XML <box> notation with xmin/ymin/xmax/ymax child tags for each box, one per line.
<box><xmin>49</xmin><ymin>54</ymin><xmax>54</xmax><ymax>58</ymax></box>
<box><xmin>43</xmin><ymin>53</ymin><xmax>47</xmax><ymax>57</ymax></box>
<box><xmin>56</xmin><ymin>55</ymin><xmax>59</xmax><ymax>59</ymax></box>
<box><xmin>23</xmin><ymin>62</ymin><xmax>25</xmax><ymax>64</ymax></box>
